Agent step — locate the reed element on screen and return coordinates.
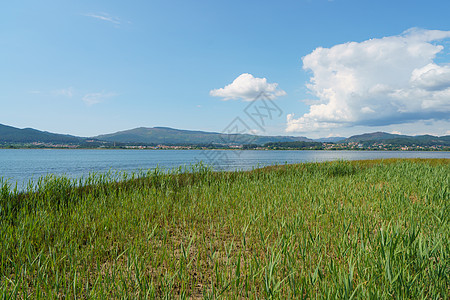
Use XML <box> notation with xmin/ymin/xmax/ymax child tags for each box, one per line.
<box><xmin>0</xmin><ymin>159</ymin><xmax>448</xmax><ymax>298</ymax></box>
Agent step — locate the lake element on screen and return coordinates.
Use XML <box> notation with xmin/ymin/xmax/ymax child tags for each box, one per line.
<box><xmin>0</xmin><ymin>149</ymin><xmax>449</xmax><ymax>186</ymax></box>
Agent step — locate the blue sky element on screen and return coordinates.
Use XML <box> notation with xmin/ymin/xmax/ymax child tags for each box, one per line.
<box><xmin>1</xmin><ymin>0</ymin><xmax>450</xmax><ymax>138</ymax></box>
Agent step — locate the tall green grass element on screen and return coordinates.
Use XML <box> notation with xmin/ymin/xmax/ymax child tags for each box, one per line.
<box><xmin>0</xmin><ymin>159</ymin><xmax>449</xmax><ymax>298</ymax></box>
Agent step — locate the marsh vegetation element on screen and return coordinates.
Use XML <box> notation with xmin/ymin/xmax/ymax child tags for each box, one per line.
<box><xmin>1</xmin><ymin>159</ymin><xmax>449</xmax><ymax>298</ymax></box>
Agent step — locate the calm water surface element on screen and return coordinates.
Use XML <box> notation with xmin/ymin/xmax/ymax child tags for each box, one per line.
<box><xmin>0</xmin><ymin>149</ymin><xmax>448</xmax><ymax>186</ymax></box>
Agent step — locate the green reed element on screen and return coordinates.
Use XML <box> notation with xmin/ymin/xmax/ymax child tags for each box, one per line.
<box><xmin>0</xmin><ymin>159</ymin><xmax>448</xmax><ymax>298</ymax></box>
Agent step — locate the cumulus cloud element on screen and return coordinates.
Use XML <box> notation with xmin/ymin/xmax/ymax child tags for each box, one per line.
<box><xmin>82</xmin><ymin>92</ymin><xmax>116</xmax><ymax>106</ymax></box>
<box><xmin>411</xmin><ymin>63</ymin><xmax>450</xmax><ymax>91</ymax></box>
<box><xmin>287</xmin><ymin>28</ymin><xmax>450</xmax><ymax>132</ymax></box>
<box><xmin>210</xmin><ymin>73</ymin><xmax>286</xmax><ymax>101</ymax></box>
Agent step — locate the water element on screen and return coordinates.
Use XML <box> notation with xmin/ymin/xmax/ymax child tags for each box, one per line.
<box><xmin>0</xmin><ymin>149</ymin><xmax>448</xmax><ymax>186</ymax></box>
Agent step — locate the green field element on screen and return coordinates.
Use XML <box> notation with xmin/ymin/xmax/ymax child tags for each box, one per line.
<box><xmin>1</xmin><ymin>159</ymin><xmax>449</xmax><ymax>299</ymax></box>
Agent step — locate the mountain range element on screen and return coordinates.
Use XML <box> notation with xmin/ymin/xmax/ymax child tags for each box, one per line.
<box><xmin>343</xmin><ymin>132</ymin><xmax>450</xmax><ymax>146</ymax></box>
<box><xmin>0</xmin><ymin>123</ymin><xmax>449</xmax><ymax>147</ymax></box>
<box><xmin>94</xmin><ymin>127</ymin><xmax>312</xmax><ymax>145</ymax></box>
<box><xmin>0</xmin><ymin>123</ymin><xmax>84</xmax><ymax>144</ymax></box>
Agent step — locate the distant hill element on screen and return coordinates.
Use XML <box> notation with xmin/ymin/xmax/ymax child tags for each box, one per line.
<box><xmin>342</xmin><ymin>132</ymin><xmax>450</xmax><ymax>146</ymax></box>
<box><xmin>1</xmin><ymin>124</ymin><xmax>449</xmax><ymax>148</ymax></box>
<box><xmin>94</xmin><ymin>127</ymin><xmax>312</xmax><ymax>145</ymax></box>
<box><xmin>0</xmin><ymin>123</ymin><xmax>85</xmax><ymax>144</ymax></box>
<box><xmin>313</xmin><ymin>137</ymin><xmax>346</xmax><ymax>143</ymax></box>
<box><xmin>344</xmin><ymin>132</ymin><xmax>407</xmax><ymax>142</ymax></box>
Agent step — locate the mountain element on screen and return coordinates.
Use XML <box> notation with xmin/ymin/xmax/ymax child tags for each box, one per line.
<box><xmin>0</xmin><ymin>123</ymin><xmax>85</xmax><ymax>144</ymax></box>
<box><xmin>342</xmin><ymin>132</ymin><xmax>450</xmax><ymax>146</ymax></box>
<box><xmin>313</xmin><ymin>137</ymin><xmax>347</xmax><ymax>143</ymax></box>
<box><xmin>2</xmin><ymin>124</ymin><xmax>449</xmax><ymax>148</ymax></box>
<box><xmin>343</xmin><ymin>132</ymin><xmax>407</xmax><ymax>142</ymax></box>
<box><xmin>94</xmin><ymin>127</ymin><xmax>313</xmax><ymax>145</ymax></box>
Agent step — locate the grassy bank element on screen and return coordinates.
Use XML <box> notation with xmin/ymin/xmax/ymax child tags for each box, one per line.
<box><xmin>0</xmin><ymin>159</ymin><xmax>449</xmax><ymax>298</ymax></box>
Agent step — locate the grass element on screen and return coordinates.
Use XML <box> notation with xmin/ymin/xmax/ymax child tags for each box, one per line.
<box><xmin>0</xmin><ymin>158</ymin><xmax>449</xmax><ymax>299</ymax></box>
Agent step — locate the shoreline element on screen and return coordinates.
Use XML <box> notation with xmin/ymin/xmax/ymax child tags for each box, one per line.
<box><xmin>1</xmin><ymin>147</ymin><xmax>449</xmax><ymax>152</ymax></box>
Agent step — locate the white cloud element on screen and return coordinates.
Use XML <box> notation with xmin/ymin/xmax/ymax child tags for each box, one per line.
<box><xmin>82</xmin><ymin>92</ymin><xmax>116</xmax><ymax>106</ymax></box>
<box><xmin>411</xmin><ymin>63</ymin><xmax>450</xmax><ymax>91</ymax></box>
<box><xmin>84</xmin><ymin>12</ymin><xmax>121</xmax><ymax>25</ymax></box>
<box><xmin>210</xmin><ymin>73</ymin><xmax>286</xmax><ymax>101</ymax></box>
<box><xmin>287</xmin><ymin>28</ymin><xmax>450</xmax><ymax>133</ymax></box>
<box><xmin>52</xmin><ymin>87</ymin><xmax>74</xmax><ymax>97</ymax></box>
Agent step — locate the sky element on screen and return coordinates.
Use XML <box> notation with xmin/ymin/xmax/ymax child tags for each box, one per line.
<box><xmin>1</xmin><ymin>0</ymin><xmax>450</xmax><ymax>138</ymax></box>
